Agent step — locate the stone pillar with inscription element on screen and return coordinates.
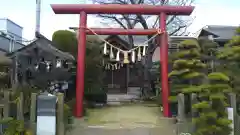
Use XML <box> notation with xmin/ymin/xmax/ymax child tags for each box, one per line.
<box><xmin>36</xmin><ymin>92</ymin><xmax>57</xmax><ymax>135</ymax></box>
<box><xmin>229</xmin><ymin>93</ymin><xmax>237</xmax><ymax>135</ymax></box>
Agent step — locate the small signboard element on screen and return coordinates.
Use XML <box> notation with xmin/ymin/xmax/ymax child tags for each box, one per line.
<box><xmin>36</xmin><ymin>92</ymin><xmax>57</xmax><ymax>135</ymax></box>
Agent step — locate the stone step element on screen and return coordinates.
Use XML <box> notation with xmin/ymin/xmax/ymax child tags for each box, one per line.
<box><xmin>88</xmin><ymin>117</ymin><xmax>176</xmax><ymax>127</ymax></box>
<box><xmin>68</xmin><ymin>126</ymin><xmax>176</xmax><ymax>135</ymax></box>
<box><xmin>69</xmin><ymin>104</ymin><xmax>177</xmax><ymax>135</ymax></box>
<box><xmin>68</xmin><ymin>117</ymin><xmax>177</xmax><ymax>135</ymax></box>
<box><xmin>107</xmin><ymin>94</ymin><xmax>139</xmax><ymax>101</ymax></box>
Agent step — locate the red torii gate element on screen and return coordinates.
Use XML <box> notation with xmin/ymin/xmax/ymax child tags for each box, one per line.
<box><xmin>51</xmin><ymin>4</ymin><xmax>194</xmax><ymax>118</ymax></box>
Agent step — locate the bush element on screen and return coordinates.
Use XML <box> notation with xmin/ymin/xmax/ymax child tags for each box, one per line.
<box><xmin>84</xmin><ymin>88</ymin><xmax>107</xmax><ymax>104</ymax></box>
<box><xmin>64</xmin><ymin>104</ymin><xmax>74</xmax><ymax>132</ymax></box>
<box><xmin>0</xmin><ymin>117</ymin><xmax>25</xmax><ymax>135</ymax></box>
<box><xmin>66</xmin><ymin>98</ymin><xmax>88</xmax><ymax>116</ymax></box>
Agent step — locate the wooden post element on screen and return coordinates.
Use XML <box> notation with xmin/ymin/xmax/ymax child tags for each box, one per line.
<box><xmin>57</xmin><ymin>93</ymin><xmax>64</xmax><ymax>135</ymax></box>
<box><xmin>3</xmin><ymin>91</ymin><xmax>9</xmax><ymax>118</ymax></box>
<box><xmin>75</xmin><ymin>11</ymin><xmax>87</xmax><ymax>118</ymax></box>
<box><xmin>11</xmin><ymin>54</ymin><xmax>19</xmax><ymax>88</ymax></box>
<box><xmin>30</xmin><ymin>93</ymin><xmax>37</xmax><ymax>135</ymax></box>
<box><xmin>159</xmin><ymin>12</ymin><xmax>170</xmax><ymax>117</ymax></box>
<box><xmin>17</xmin><ymin>92</ymin><xmax>24</xmax><ymax>121</ymax></box>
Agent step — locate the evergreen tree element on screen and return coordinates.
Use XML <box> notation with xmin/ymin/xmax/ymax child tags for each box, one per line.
<box><xmin>169</xmin><ymin>39</ymin><xmax>206</xmax><ymax>114</ymax></box>
<box><xmin>218</xmin><ymin>27</ymin><xmax>240</xmax><ymax>113</ymax></box>
<box><xmin>193</xmin><ymin>38</ymin><xmax>231</xmax><ymax>135</ymax></box>
<box><xmin>52</xmin><ymin>30</ymin><xmax>78</xmax><ymax>57</ymax></box>
<box><xmin>169</xmin><ymin>38</ymin><xmax>232</xmax><ymax>135</ymax></box>
<box><xmin>193</xmin><ymin>72</ymin><xmax>232</xmax><ymax>135</ymax></box>
<box><xmin>198</xmin><ymin>38</ymin><xmax>219</xmax><ymax>73</ymax></box>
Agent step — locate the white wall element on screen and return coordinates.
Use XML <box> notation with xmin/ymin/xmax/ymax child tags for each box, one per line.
<box><xmin>0</xmin><ymin>19</ymin><xmax>7</xmax><ymax>31</ymax></box>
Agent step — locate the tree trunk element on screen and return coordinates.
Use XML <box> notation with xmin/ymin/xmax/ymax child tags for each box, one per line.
<box><xmin>142</xmin><ymin>47</ymin><xmax>154</xmax><ymax>98</ymax></box>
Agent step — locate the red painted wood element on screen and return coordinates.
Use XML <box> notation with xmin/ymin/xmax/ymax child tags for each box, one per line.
<box><xmin>75</xmin><ymin>11</ymin><xmax>87</xmax><ymax>118</ymax></box>
<box><xmin>51</xmin><ymin>3</ymin><xmax>195</xmax><ymax>118</ymax></box>
<box><xmin>85</xmin><ymin>28</ymin><xmax>160</xmax><ymax>35</ymax></box>
<box><xmin>51</xmin><ymin>4</ymin><xmax>194</xmax><ymax>15</ymax></box>
<box><xmin>159</xmin><ymin>12</ymin><xmax>170</xmax><ymax>117</ymax></box>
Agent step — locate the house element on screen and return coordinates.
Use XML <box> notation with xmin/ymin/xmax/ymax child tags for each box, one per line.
<box><xmin>7</xmin><ymin>33</ymin><xmax>75</xmax><ymax>89</ymax></box>
<box><xmin>72</xmin><ymin>28</ymin><xmax>200</xmax><ymax>94</ymax></box>
<box><xmin>152</xmin><ymin>36</ymin><xmax>198</xmax><ymax>62</ymax></box>
<box><xmin>194</xmin><ymin>25</ymin><xmax>239</xmax><ymax>47</ymax></box>
<box><xmin>0</xmin><ymin>18</ymin><xmax>23</xmax><ymax>42</ymax></box>
<box><xmin>0</xmin><ymin>33</ymin><xmax>25</xmax><ymax>52</ymax></box>
<box><xmin>105</xmin><ymin>35</ymin><xmax>201</xmax><ymax>94</ymax></box>
<box><xmin>0</xmin><ymin>18</ymin><xmax>25</xmax><ymax>52</ymax></box>
<box><xmin>102</xmin><ymin>35</ymin><xmax>131</xmax><ymax>94</ymax></box>
<box><xmin>70</xmin><ymin>25</ymin><xmax>239</xmax><ymax>96</ymax></box>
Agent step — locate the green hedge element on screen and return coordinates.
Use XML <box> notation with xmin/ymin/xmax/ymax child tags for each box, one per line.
<box><xmin>84</xmin><ymin>88</ymin><xmax>107</xmax><ymax>104</ymax></box>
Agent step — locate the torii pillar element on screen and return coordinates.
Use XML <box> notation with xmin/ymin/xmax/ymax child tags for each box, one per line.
<box><xmin>51</xmin><ymin>4</ymin><xmax>194</xmax><ymax>118</ymax></box>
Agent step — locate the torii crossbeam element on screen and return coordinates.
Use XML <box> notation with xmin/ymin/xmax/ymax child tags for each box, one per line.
<box><xmin>51</xmin><ymin>4</ymin><xmax>194</xmax><ymax>118</ymax></box>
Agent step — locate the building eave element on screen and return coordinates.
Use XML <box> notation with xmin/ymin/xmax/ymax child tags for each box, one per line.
<box><xmin>7</xmin><ymin>33</ymin><xmax>75</xmax><ymax>60</ymax></box>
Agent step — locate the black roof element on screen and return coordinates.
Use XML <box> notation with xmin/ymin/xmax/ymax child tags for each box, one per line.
<box><xmin>196</xmin><ymin>25</ymin><xmax>239</xmax><ymax>40</ymax></box>
<box><xmin>7</xmin><ymin>33</ymin><xmax>75</xmax><ymax>60</ymax></box>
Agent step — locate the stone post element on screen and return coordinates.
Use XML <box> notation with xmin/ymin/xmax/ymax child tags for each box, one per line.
<box><xmin>177</xmin><ymin>93</ymin><xmax>185</xmax><ymax>122</ymax></box>
<box><xmin>191</xmin><ymin>93</ymin><xmax>198</xmax><ymax>132</ymax></box>
<box><xmin>229</xmin><ymin>93</ymin><xmax>237</xmax><ymax>135</ymax></box>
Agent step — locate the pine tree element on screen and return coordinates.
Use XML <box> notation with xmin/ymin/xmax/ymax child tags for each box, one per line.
<box><xmin>193</xmin><ymin>72</ymin><xmax>232</xmax><ymax>135</ymax></box>
<box><xmin>193</xmin><ymin>38</ymin><xmax>231</xmax><ymax>135</ymax></box>
<box><xmin>218</xmin><ymin>27</ymin><xmax>240</xmax><ymax>113</ymax></box>
<box><xmin>169</xmin><ymin>39</ymin><xmax>206</xmax><ymax>114</ymax></box>
<box><xmin>169</xmin><ymin>38</ymin><xmax>232</xmax><ymax>135</ymax></box>
<box><xmin>198</xmin><ymin>37</ymin><xmax>219</xmax><ymax>73</ymax></box>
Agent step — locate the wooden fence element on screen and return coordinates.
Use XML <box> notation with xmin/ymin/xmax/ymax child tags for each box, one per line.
<box><xmin>176</xmin><ymin>93</ymin><xmax>240</xmax><ymax>135</ymax></box>
<box><xmin>0</xmin><ymin>91</ymin><xmax>64</xmax><ymax>135</ymax></box>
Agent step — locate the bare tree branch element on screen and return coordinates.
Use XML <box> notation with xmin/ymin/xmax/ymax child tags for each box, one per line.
<box><xmin>98</xmin><ymin>14</ymin><xmax>128</xmax><ymax>29</ymax></box>
<box><xmin>138</xmin><ymin>0</ymin><xmax>145</xmax><ymax>4</ymax></box>
<box><xmin>92</xmin><ymin>0</ymin><xmax>195</xmax><ymax>50</ymax></box>
<box><xmin>129</xmin><ymin>0</ymin><xmax>136</xmax><ymax>4</ymax></box>
<box><xmin>136</xmin><ymin>15</ymin><xmax>149</xmax><ymax>29</ymax></box>
<box><xmin>152</xmin><ymin>16</ymin><xmax>159</xmax><ymax>28</ymax></box>
<box><xmin>89</xmin><ymin>0</ymin><xmax>195</xmax><ymax>91</ymax></box>
<box><xmin>169</xmin><ymin>25</ymin><xmax>186</xmax><ymax>35</ymax></box>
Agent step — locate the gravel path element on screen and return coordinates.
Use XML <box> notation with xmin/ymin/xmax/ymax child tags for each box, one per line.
<box><xmin>67</xmin><ymin>103</ymin><xmax>176</xmax><ymax>135</ymax></box>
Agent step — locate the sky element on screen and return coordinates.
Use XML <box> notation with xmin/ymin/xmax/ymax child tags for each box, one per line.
<box><xmin>0</xmin><ymin>0</ymin><xmax>240</xmax><ymax>41</ymax></box>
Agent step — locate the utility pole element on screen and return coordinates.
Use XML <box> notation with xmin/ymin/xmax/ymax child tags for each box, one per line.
<box><xmin>35</xmin><ymin>0</ymin><xmax>41</xmax><ymax>37</ymax></box>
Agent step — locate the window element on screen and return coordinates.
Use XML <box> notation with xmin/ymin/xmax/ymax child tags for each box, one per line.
<box><xmin>27</xmin><ymin>57</ymin><xmax>32</xmax><ymax>65</ymax></box>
